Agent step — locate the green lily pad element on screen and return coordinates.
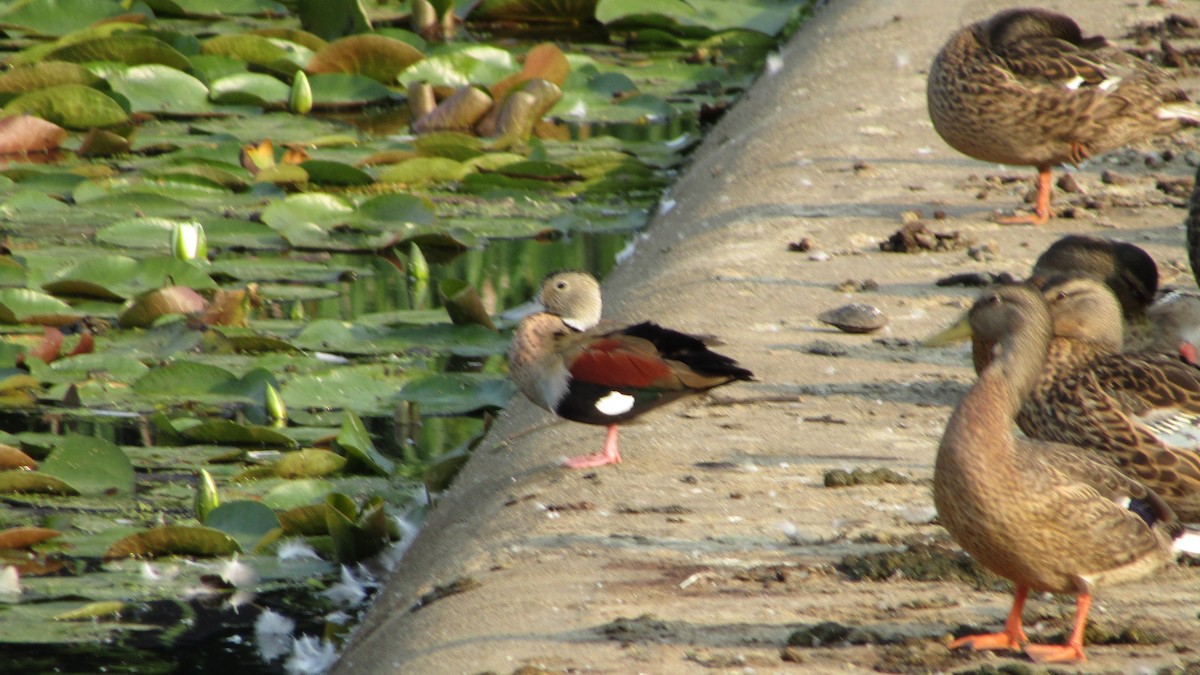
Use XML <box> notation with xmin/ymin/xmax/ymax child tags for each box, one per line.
<box><xmin>0</xmin><ymin>289</ymin><xmax>82</xmax><ymax>326</ymax></box>
<box><xmin>308</xmin><ymin>73</ymin><xmax>397</xmax><ymax>108</ymax></box>
<box><xmin>292</xmin><ymin>321</ymin><xmax>508</xmax><ymax>357</ymax></box>
<box><xmin>40</xmin><ymin>434</ymin><xmax>135</xmax><ymax>497</ymax></box>
<box><xmin>203</xmin><ymin>500</ymin><xmax>281</xmax><ymax>553</ymax></box>
<box><xmin>299</xmin><ymin>160</ymin><xmax>374</xmax><ymax>186</ymax></box>
<box><xmin>0</xmin><ymin>471</ymin><xmax>78</xmax><ymax>495</ymax></box>
<box><xmin>106</xmin><ymin>65</ymin><xmax>213</xmax><ymax>115</ymax></box>
<box><xmin>133</xmin><ymin>361</ymin><xmax>237</xmax><ymax>396</ymax></box>
<box><xmin>201</xmin><ymin>34</ymin><xmax>307</xmax><ymax>76</ymax></box>
<box><xmin>0</xmin><ymin>0</ymin><xmax>132</xmax><ymax>37</ymax></box>
<box><xmin>377</xmin><ymin>157</ymin><xmax>472</xmax><ymax>185</ymax></box>
<box><xmin>209</xmin><ymin>73</ymin><xmax>290</xmax><ymax>106</ymax></box>
<box><xmin>117</xmin><ymin>286</ymin><xmax>208</xmax><ymax>328</ymax></box>
<box><xmin>399</xmin><ymin>44</ymin><xmax>517</xmax><ymax>88</ymax></box>
<box><xmin>178</xmin><ymin>420</ymin><xmax>298</xmax><ymax>448</ymax></box>
<box><xmin>397</xmin><ymin>372</ymin><xmax>516</xmax><ymax>416</ymax></box>
<box><xmin>3</xmin><ymin>85</ymin><xmax>129</xmax><ymax>130</ymax></box>
<box><xmin>104</xmin><ymin>525</ymin><xmax>241</xmax><ymax>559</ymax></box>
<box><xmin>43</xmin><ymin>254</ymin><xmax>217</xmax><ymax>300</ymax></box>
<box><xmin>307</xmin><ymin>35</ymin><xmax>424</xmax><ymax>84</ymax></box>
<box><xmin>336</xmin><ymin>410</ymin><xmax>394</xmax><ymax>477</ymax></box>
<box><xmin>470</xmin><ymin>0</ymin><xmax>597</xmax><ymax>22</ymax></box>
<box><xmin>262</xmin><ymin>478</ymin><xmax>335</xmax><ymax>511</ymax></box>
<box><xmin>595</xmin><ymin>0</ymin><xmax>800</xmax><ymax>35</ymax></box>
<box><xmin>143</xmin><ymin>0</ymin><xmax>288</xmax><ymax>17</ymax></box>
<box><xmin>0</xmin><ymin>63</ymin><xmax>102</xmax><ymax>94</ymax></box>
<box><xmin>46</xmin><ymin>35</ymin><xmax>192</xmax><ymax>70</ymax></box>
<box><xmin>274</xmin><ymin>448</ymin><xmax>347</xmax><ymax>479</ymax></box>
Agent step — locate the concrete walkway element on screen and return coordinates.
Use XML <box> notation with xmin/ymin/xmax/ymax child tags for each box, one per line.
<box><xmin>334</xmin><ymin>1</ymin><xmax>1200</xmax><ymax>672</ymax></box>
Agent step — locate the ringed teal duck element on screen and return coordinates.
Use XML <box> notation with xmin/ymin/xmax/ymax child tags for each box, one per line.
<box><xmin>928</xmin><ymin>8</ymin><xmax>1200</xmax><ymax>224</ymax></box>
<box><xmin>507</xmin><ymin>271</ymin><xmax>754</xmax><ymax>468</ymax></box>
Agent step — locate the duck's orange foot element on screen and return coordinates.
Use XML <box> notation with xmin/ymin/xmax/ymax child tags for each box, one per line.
<box><xmin>994</xmin><ymin>210</ymin><xmax>1050</xmax><ymax>226</ymax></box>
<box><xmin>949</xmin><ymin>631</ymin><xmax>1023</xmax><ymax>653</ymax></box>
<box><xmin>1024</xmin><ymin>642</ymin><xmax>1085</xmax><ymax>663</ymax></box>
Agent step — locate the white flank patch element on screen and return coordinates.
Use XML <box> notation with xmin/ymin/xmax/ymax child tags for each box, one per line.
<box><xmin>1063</xmin><ymin>75</ymin><xmax>1084</xmax><ymax>90</ymax></box>
<box><xmin>1174</xmin><ymin>529</ymin><xmax>1200</xmax><ymax>556</ymax></box>
<box><xmin>1098</xmin><ymin>76</ymin><xmax>1121</xmax><ymax>91</ymax></box>
<box><xmin>595</xmin><ymin>390</ymin><xmax>635</xmax><ymax>416</ymax></box>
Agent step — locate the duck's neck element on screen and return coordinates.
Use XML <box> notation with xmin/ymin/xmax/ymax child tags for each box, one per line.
<box><xmin>943</xmin><ymin>318</ymin><xmax>1051</xmax><ymax>464</ymax></box>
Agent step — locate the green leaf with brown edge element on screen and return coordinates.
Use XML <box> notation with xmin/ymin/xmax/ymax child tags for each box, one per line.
<box><xmin>0</xmin><ymin>61</ymin><xmax>100</xmax><ymax>95</ymax></box>
<box><xmin>469</xmin><ymin>0</ymin><xmax>598</xmax><ymax>23</ymax></box>
<box><xmin>201</xmin><ymin>34</ymin><xmax>305</xmax><ymax>75</ymax></box>
<box><xmin>204</xmin><ymin>500</ymin><xmax>281</xmax><ymax>553</ymax></box>
<box><xmin>104</xmin><ymin>524</ymin><xmax>241</xmax><ymax>559</ymax></box>
<box><xmin>117</xmin><ymin>286</ymin><xmax>207</xmax><ymax>328</ymax></box>
<box><xmin>277</xmin><ymin>503</ymin><xmax>328</xmax><ymax>536</ymax></box>
<box><xmin>336</xmin><ymin>410</ymin><xmax>394</xmax><ymax>476</ymax></box>
<box><xmin>299</xmin><ymin>160</ymin><xmax>374</xmax><ymax>186</ymax></box>
<box><xmin>45</xmin><ymin>35</ymin><xmax>192</xmax><ymax>70</ymax></box>
<box><xmin>3</xmin><ymin>84</ymin><xmax>129</xmax><ymax>131</ymax></box>
<box><xmin>0</xmin><ymin>288</ymin><xmax>83</xmax><ymax>326</ymax></box>
<box><xmin>40</xmin><ymin>433</ymin><xmax>134</xmax><ymax>497</ymax></box>
<box><xmin>178</xmin><ymin>420</ymin><xmax>299</xmax><ymax>448</ymax></box>
<box><xmin>296</xmin><ymin>0</ymin><xmax>371</xmax><ymax>41</ymax></box>
<box><xmin>0</xmin><ymin>526</ymin><xmax>61</xmax><ymax>550</ymax></box>
<box><xmin>0</xmin><ymin>471</ymin><xmax>77</xmax><ymax>495</ymax></box>
<box><xmin>307</xmin><ymin>34</ymin><xmax>424</xmax><ymax>84</ymax></box>
<box><xmin>439</xmin><ymin>279</ymin><xmax>496</xmax><ymax>330</ymax></box>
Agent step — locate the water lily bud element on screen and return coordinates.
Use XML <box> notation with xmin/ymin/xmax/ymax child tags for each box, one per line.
<box><xmin>289</xmin><ymin>300</ymin><xmax>305</xmax><ymax>321</ymax></box>
<box><xmin>194</xmin><ymin>468</ymin><xmax>219</xmax><ymax>522</ymax></box>
<box><xmin>172</xmin><ymin>221</ymin><xmax>207</xmax><ymax>262</ymax></box>
<box><xmin>265</xmin><ymin>383</ymin><xmax>287</xmax><ymax>426</ymax></box>
<box><xmin>290</xmin><ymin>71</ymin><xmax>312</xmax><ymax>115</ymax></box>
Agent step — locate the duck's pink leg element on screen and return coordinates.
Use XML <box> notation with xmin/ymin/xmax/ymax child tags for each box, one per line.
<box><xmin>562</xmin><ymin>425</ymin><xmax>622</xmax><ymax>469</ymax></box>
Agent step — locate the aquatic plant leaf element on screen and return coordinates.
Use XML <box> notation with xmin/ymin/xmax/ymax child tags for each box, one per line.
<box><xmin>204</xmin><ymin>500</ymin><xmax>281</xmax><ymax>552</ymax></box>
<box><xmin>399</xmin><ymin>44</ymin><xmax>517</xmax><ymax>88</ymax></box>
<box><xmin>263</xmin><ymin>478</ymin><xmax>335</xmax><ymax>511</ymax></box>
<box><xmin>0</xmin><ymin>289</ymin><xmax>82</xmax><ymax>326</ymax></box>
<box><xmin>0</xmin><ymin>63</ymin><xmax>101</xmax><ymax>94</ymax></box>
<box><xmin>209</xmin><ymin>73</ymin><xmax>290</xmax><ymax>106</ymax></box>
<box><xmin>470</xmin><ymin>0</ymin><xmax>597</xmax><ymax>22</ymax></box>
<box><xmin>299</xmin><ymin>160</ymin><xmax>374</xmax><ymax>186</ymax></box>
<box><xmin>0</xmin><ymin>115</ymin><xmax>66</xmax><ymax>155</ymax></box>
<box><xmin>308</xmin><ymin>73</ymin><xmax>397</xmax><ymax>107</ymax></box>
<box><xmin>40</xmin><ymin>434</ymin><xmax>134</xmax><ymax>496</ymax></box>
<box><xmin>280</xmin><ymin>364</ymin><xmax>408</xmax><ymax>417</ymax></box>
<box><xmin>106</xmin><ymin>65</ymin><xmax>212</xmax><ymax>115</ymax></box>
<box><xmin>412</xmin><ymin>131</ymin><xmax>484</xmax><ymax>160</ymax></box>
<box><xmin>3</xmin><ymin>85</ymin><xmax>129</xmax><ymax>130</ymax></box>
<box><xmin>276</xmin><ymin>503</ymin><xmax>327</xmax><ymax>535</ymax></box>
<box><xmin>307</xmin><ymin>35</ymin><xmax>424</xmax><ymax>84</ymax></box>
<box><xmin>0</xmin><ymin>0</ymin><xmax>131</xmax><ymax>37</ymax></box>
<box><xmin>596</xmin><ymin>0</ymin><xmax>798</xmax><ymax>35</ymax></box>
<box><xmin>52</xmin><ymin>601</ymin><xmax>125</xmax><ymax>621</ymax></box>
<box><xmin>201</xmin><ymin>34</ymin><xmax>306</xmax><ymax>75</ymax></box>
<box><xmin>0</xmin><ymin>527</ymin><xmax>61</xmax><ymax>550</ymax></box>
<box><xmin>297</xmin><ymin>0</ymin><xmax>371</xmax><ymax>41</ymax></box>
<box><xmin>397</xmin><ymin>372</ymin><xmax>516</xmax><ymax>415</ymax></box>
<box><xmin>292</xmin><ymin>320</ymin><xmax>507</xmax><ymax>357</ymax></box>
<box><xmin>104</xmin><ymin>525</ymin><xmax>241</xmax><ymax>559</ymax></box>
<box><xmin>325</xmin><ymin>493</ymin><xmax>388</xmax><ymax>564</ymax></box>
<box><xmin>43</xmin><ymin>254</ymin><xmax>216</xmax><ymax>300</ymax></box>
<box><xmin>0</xmin><ymin>444</ymin><xmax>38</xmax><ymax>470</ymax></box>
<box><xmin>143</xmin><ymin>0</ymin><xmax>287</xmax><ymax>17</ymax></box>
<box><xmin>46</xmin><ymin>35</ymin><xmax>192</xmax><ymax>70</ymax></box>
<box><xmin>377</xmin><ymin>157</ymin><xmax>471</xmax><ymax>185</ymax></box>
<box><xmin>260</xmin><ymin>192</ymin><xmax>354</xmax><ymax>230</ymax></box>
<box><xmin>0</xmin><ymin>471</ymin><xmax>77</xmax><ymax>495</ymax></box>
<box><xmin>336</xmin><ymin>411</ymin><xmax>394</xmax><ymax>476</ymax></box>
<box><xmin>117</xmin><ymin>286</ymin><xmax>208</xmax><ymax>328</ymax></box>
<box><xmin>440</xmin><ymin>279</ymin><xmax>496</xmax><ymax>329</ymax></box>
<box><xmin>274</xmin><ymin>448</ymin><xmax>347</xmax><ymax>478</ymax></box>
<box><xmin>490</xmin><ymin>43</ymin><xmax>570</xmax><ymax>100</ymax></box>
<box><xmin>178</xmin><ymin>420</ymin><xmax>298</xmax><ymax>448</ymax></box>
<box><xmin>132</xmin><ymin>361</ymin><xmax>237</xmax><ymax>395</ymax></box>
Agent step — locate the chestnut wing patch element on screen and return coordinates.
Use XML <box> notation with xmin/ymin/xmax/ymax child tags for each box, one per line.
<box><xmin>568</xmin><ymin>338</ymin><xmax>675</xmax><ymax>390</ymax></box>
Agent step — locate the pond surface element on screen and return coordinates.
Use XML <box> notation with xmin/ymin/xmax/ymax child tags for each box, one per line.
<box><xmin>0</xmin><ymin>0</ymin><xmax>810</xmax><ymax>670</ymax></box>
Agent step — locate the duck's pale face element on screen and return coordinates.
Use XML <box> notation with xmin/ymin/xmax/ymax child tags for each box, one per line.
<box><xmin>539</xmin><ymin>272</ymin><xmax>602</xmax><ymax>330</ymax></box>
<box><xmin>1042</xmin><ymin>278</ymin><xmax>1123</xmax><ymax>348</ymax></box>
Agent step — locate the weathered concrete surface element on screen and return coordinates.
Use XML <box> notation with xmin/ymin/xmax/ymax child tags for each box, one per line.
<box><xmin>334</xmin><ymin>1</ymin><xmax>1200</xmax><ymax>672</ymax></box>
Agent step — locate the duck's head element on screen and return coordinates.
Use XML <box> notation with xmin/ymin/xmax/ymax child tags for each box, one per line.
<box><xmin>539</xmin><ymin>271</ymin><xmax>602</xmax><ymax>331</ymax></box>
<box><xmin>1031</xmin><ymin>235</ymin><xmax>1158</xmax><ymax>321</ymax></box>
<box><xmin>968</xmin><ymin>283</ymin><xmax>1051</xmax><ymax>348</ymax></box>
<box><xmin>1036</xmin><ymin>275</ymin><xmax>1124</xmax><ymax>351</ymax></box>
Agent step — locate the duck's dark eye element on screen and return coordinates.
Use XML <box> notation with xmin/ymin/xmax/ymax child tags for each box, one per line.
<box><xmin>556</xmin><ymin>281</ymin><xmax>567</xmax><ymax>290</ymax></box>
<box><xmin>1055</xmin><ymin>290</ymin><xmax>1068</xmax><ymax>301</ymax></box>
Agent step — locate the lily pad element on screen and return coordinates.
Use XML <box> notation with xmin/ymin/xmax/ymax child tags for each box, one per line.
<box><xmin>43</xmin><ymin>254</ymin><xmax>216</xmax><ymax>300</ymax></box>
<box><xmin>308</xmin><ymin>73</ymin><xmax>397</xmax><ymax>108</ymax></box>
<box><xmin>104</xmin><ymin>525</ymin><xmax>241</xmax><ymax>559</ymax></box>
<box><xmin>39</xmin><ymin>434</ymin><xmax>135</xmax><ymax>497</ymax></box>
<box><xmin>0</xmin><ymin>289</ymin><xmax>82</xmax><ymax>326</ymax></box>
<box><xmin>0</xmin><ymin>63</ymin><xmax>102</xmax><ymax>94</ymax></box>
<box><xmin>336</xmin><ymin>411</ymin><xmax>394</xmax><ymax>476</ymax></box>
<box><xmin>45</xmin><ymin>35</ymin><xmax>192</xmax><ymax>70</ymax></box>
<box><xmin>397</xmin><ymin>372</ymin><xmax>516</xmax><ymax>415</ymax></box>
<box><xmin>3</xmin><ymin>85</ymin><xmax>129</xmax><ymax>130</ymax></box>
<box><xmin>203</xmin><ymin>500</ymin><xmax>281</xmax><ymax>553</ymax></box>
<box><xmin>0</xmin><ymin>0</ymin><xmax>132</xmax><ymax>37</ymax></box>
<box><xmin>274</xmin><ymin>448</ymin><xmax>347</xmax><ymax>479</ymax></box>
<box><xmin>306</xmin><ymin>35</ymin><xmax>424</xmax><ymax>85</ymax></box>
<box><xmin>209</xmin><ymin>73</ymin><xmax>290</xmax><ymax>106</ymax></box>
<box><xmin>0</xmin><ymin>115</ymin><xmax>66</xmax><ymax>155</ymax></box>
<box><xmin>106</xmin><ymin>65</ymin><xmax>213</xmax><ymax>115</ymax></box>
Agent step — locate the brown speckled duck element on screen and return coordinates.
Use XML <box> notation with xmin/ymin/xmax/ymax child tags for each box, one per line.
<box><xmin>928</xmin><ymin>8</ymin><xmax>1200</xmax><ymax>224</ymax></box>
<box><xmin>935</xmin><ymin>283</ymin><xmax>1192</xmax><ymax>663</ymax></box>
<box><xmin>507</xmin><ymin>271</ymin><xmax>754</xmax><ymax>468</ymax></box>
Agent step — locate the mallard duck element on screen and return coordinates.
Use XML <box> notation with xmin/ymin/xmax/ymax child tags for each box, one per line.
<box><xmin>928</xmin><ymin>8</ymin><xmax>1200</xmax><ymax>224</ymax></box>
<box><xmin>507</xmin><ymin>271</ymin><xmax>754</xmax><ymax>468</ymax></box>
<box><xmin>935</xmin><ymin>283</ymin><xmax>1191</xmax><ymax>663</ymax></box>
<box><xmin>1030</xmin><ymin>234</ymin><xmax>1158</xmax><ymax>323</ymax></box>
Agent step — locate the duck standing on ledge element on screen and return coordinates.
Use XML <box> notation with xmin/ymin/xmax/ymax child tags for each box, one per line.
<box><xmin>935</xmin><ymin>283</ymin><xmax>1194</xmax><ymax>663</ymax></box>
<box><xmin>508</xmin><ymin>271</ymin><xmax>754</xmax><ymax>469</ymax></box>
<box><xmin>927</xmin><ymin>8</ymin><xmax>1200</xmax><ymax>224</ymax></box>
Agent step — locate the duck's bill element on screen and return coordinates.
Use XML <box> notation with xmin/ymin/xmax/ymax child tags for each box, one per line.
<box><xmin>921</xmin><ymin>312</ymin><xmax>972</xmax><ymax>347</ymax></box>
